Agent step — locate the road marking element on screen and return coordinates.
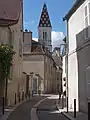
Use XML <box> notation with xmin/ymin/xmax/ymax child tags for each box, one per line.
<box><xmin>31</xmin><ymin>97</ymin><xmax>47</xmax><ymax>120</ymax></box>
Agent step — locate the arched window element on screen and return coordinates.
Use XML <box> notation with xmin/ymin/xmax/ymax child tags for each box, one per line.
<box><xmin>43</xmin><ymin>32</ymin><xmax>47</xmax><ymax>40</ymax></box>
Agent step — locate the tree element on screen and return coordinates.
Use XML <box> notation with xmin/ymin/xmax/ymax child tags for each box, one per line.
<box><xmin>0</xmin><ymin>44</ymin><xmax>15</xmax><ymax>79</ymax></box>
<box><xmin>0</xmin><ymin>44</ymin><xmax>15</xmax><ymax>102</ymax></box>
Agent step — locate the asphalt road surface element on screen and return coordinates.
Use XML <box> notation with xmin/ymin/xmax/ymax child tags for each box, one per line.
<box><xmin>37</xmin><ymin>96</ymin><xmax>69</xmax><ymax>120</ymax></box>
<box><xmin>7</xmin><ymin>96</ymin><xmax>45</xmax><ymax>120</ymax></box>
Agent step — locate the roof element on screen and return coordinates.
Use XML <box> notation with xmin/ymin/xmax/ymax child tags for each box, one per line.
<box><xmin>0</xmin><ymin>0</ymin><xmax>22</xmax><ymax>26</ymax></box>
<box><xmin>31</xmin><ymin>40</ymin><xmax>53</xmax><ymax>57</ymax></box>
<box><xmin>31</xmin><ymin>40</ymin><xmax>44</xmax><ymax>53</ymax></box>
<box><xmin>63</xmin><ymin>0</ymin><xmax>85</xmax><ymax>20</ymax></box>
<box><xmin>38</xmin><ymin>3</ymin><xmax>52</xmax><ymax>27</ymax></box>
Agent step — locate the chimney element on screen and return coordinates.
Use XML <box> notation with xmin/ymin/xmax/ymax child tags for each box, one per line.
<box><xmin>25</xmin><ymin>29</ymin><xmax>28</xmax><ymax>32</ymax></box>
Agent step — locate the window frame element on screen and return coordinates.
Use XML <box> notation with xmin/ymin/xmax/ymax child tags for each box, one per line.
<box><xmin>84</xmin><ymin>2</ymin><xmax>90</xmax><ymax>39</ymax></box>
<box><xmin>43</xmin><ymin>31</ymin><xmax>47</xmax><ymax>40</ymax></box>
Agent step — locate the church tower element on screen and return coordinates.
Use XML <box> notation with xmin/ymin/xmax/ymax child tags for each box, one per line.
<box><xmin>38</xmin><ymin>3</ymin><xmax>52</xmax><ymax>52</ymax></box>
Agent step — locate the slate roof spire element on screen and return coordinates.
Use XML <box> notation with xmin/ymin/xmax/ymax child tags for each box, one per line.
<box><xmin>38</xmin><ymin>3</ymin><xmax>52</xmax><ymax>27</ymax></box>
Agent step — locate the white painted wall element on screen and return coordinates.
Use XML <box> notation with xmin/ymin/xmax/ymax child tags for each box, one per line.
<box><xmin>68</xmin><ymin>0</ymin><xmax>90</xmax><ymax>112</ymax></box>
<box><xmin>62</xmin><ymin>56</ymin><xmax>66</xmax><ymax>93</ymax></box>
<box><xmin>62</xmin><ymin>56</ymin><xmax>66</xmax><ymax>78</ymax></box>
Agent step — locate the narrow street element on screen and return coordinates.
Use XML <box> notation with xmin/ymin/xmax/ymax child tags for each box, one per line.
<box><xmin>37</xmin><ymin>95</ymin><xmax>68</xmax><ymax>120</ymax></box>
<box><xmin>6</xmin><ymin>96</ymin><xmax>45</xmax><ymax>120</ymax></box>
<box><xmin>5</xmin><ymin>95</ymin><xmax>68</xmax><ymax>120</ymax></box>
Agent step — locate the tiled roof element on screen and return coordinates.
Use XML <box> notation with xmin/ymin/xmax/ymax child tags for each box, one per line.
<box><xmin>31</xmin><ymin>40</ymin><xmax>43</xmax><ymax>53</ymax></box>
<box><xmin>31</xmin><ymin>40</ymin><xmax>53</xmax><ymax>59</ymax></box>
<box><xmin>38</xmin><ymin>3</ymin><xmax>52</xmax><ymax>27</ymax></box>
<box><xmin>0</xmin><ymin>0</ymin><xmax>22</xmax><ymax>26</ymax></box>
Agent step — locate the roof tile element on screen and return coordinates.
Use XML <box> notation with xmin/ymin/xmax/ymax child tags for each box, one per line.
<box><xmin>0</xmin><ymin>0</ymin><xmax>22</xmax><ymax>25</ymax></box>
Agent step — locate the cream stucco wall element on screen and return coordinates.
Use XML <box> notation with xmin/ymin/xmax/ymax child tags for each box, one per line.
<box><xmin>44</xmin><ymin>55</ymin><xmax>54</xmax><ymax>93</ymax></box>
<box><xmin>23</xmin><ymin>61</ymin><xmax>44</xmax><ymax>79</ymax></box>
<box><xmin>0</xmin><ymin>7</ymin><xmax>24</xmax><ymax>104</ymax></box>
<box><xmin>7</xmin><ymin>8</ymin><xmax>24</xmax><ymax>105</ymax></box>
<box><xmin>53</xmin><ymin>55</ymin><xmax>62</xmax><ymax>93</ymax></box>
<box><xmin>0</xmin><ymin>27</ymin><xmax>10</xmax><ymax>44</ymax></box>
<box><xmin>23</xmin><ymin>32</ymin><xmax>32</xmax><ymax>53</ymax></box>
<box><xmin>23</xmin><ymin>53</ymin><xmax>56</xmax><ymax>93</ymax></box>
<box><xmin>23</xmin><ymin>54</ymin><xmax>45</xmax><ymax>92</ymax></box>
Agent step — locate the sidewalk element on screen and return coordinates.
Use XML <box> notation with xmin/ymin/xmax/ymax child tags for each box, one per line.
<box><xmin>56</xmin><ymin>99</ymin><xmax>88</xmax><ymax>120</ymax></box>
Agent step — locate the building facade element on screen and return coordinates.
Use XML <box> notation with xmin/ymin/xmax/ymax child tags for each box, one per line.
<box><xmin>23</xmin><ymin>3</ymin><xmax>59</xmax><ymax>94</ymax></box>
<box><xmin>38</xmin><ymin>3</ymin><xmax>52</xmax><ymax>52</ymax></box>
<box><xmin>23</xmin><ymin>31</ymin><xmax>57</xmax><ymax>93</ymax></box>
<box><xmin>64</xmin><ymin>0</ymin><xmax>90</xmax><ymax>113</ymax></box>
<box><xmin>52</xmin><ymin>47</ymin><xmax>63</xmax><ymax>93</ymax></box>
<box><xmin>0</xmin><ymin>0</ymin><xmax>25</xmax><ymax>106</ymax></box>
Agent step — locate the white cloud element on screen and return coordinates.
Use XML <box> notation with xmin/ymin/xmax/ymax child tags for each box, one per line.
<box><xmin>31</xmin><ymin>21</ymin><xmax>35</xmax><ymax>24</ymax></box>
<box><xmin>24</xmin><ymin>21</ymin><xmax>29</xmax><ymax>26</ymax></box>
<box><xmin>52</xmin><ymin>31</ymin><xmax>65</xmax><ymax>50</ymax></box>
<box><xmin>24</xmin><ymin>20</ymin><xmax>35</xmax><ymax>26</ymax></box>
<box><xmin>32</xmin><ymin>38</ymin><xmax>38</xmax><ymax>42</ymax></box>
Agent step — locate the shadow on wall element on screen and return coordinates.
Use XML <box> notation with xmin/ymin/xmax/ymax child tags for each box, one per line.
<box><xmin>76</xmin><ymin>26</ymin><xmax>90</xmax><ymax>113</ymax></box>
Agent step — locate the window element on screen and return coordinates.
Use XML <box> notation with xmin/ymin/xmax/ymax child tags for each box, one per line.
<box><xmin>8</xmin><ymin>66</ymin><xmax>13</xmax><ymax>84</ymax></box>
<box><xmin>88</xmin><ymin>3</ymin><xmax>90</xmax><ymax>24</ymax></box>
<box><xmin>84</xmin><ymin>3</ymin><xmax>90</xmax><ymax>39</ymax></box>
<box><xmin>9</xmin><ymin>30</ymin><xmax>14</xmax><ymax>45</ymax></box>
<box><xmin>43</xmin><ymin>32</ymin><xmax>47</xmax><ymax>40</ymax></box>
<box><xmin>85</xmin><ymin>6</ymin><xmax>87</xmax><ymax>17</ymax></box>
<box><xmin>19</xmin><ymin>39</ymin><xmax>22</xmax><ymax>57</ymax></box>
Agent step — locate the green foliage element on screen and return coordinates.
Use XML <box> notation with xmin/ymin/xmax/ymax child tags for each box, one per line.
<box><xmin>0</xmin><ymin>44</ymin><xmax>15</xmax><ymax>79</ymax></box>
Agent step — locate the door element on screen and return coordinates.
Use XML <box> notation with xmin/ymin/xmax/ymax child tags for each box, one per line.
<box><xmin>33</xmin><ymin>78</ymin><xmax>37</xmax><ymax>94</ymax></box>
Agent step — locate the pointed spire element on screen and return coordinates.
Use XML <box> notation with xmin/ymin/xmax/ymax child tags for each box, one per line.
<box><xmin>38</xmin><ymin>3</ymin><xmax>52</xmax><ymax>27</ymax></box>
<box><xmin>44</xmin><ymin>1</ymin><xmax>46</xmax><ymax>5</ymax></box>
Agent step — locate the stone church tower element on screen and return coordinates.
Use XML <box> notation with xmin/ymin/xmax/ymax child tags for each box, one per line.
<box><xmin>38</xmin><ymin>3</ymin><xmax>52</xmax><ymax>52</ymax></box>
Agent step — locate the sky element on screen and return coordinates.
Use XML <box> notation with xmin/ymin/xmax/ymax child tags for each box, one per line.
<box><xmin>23</xmin><ymin>0</ymin><xmax>75</xmax><ymax>48</ymax></box>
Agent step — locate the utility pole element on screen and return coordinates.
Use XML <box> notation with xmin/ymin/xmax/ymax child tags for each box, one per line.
<box><xmin>5</xmin><ymin>78</ymin><xmax>8</xmax><ymax>106</ymax></box>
